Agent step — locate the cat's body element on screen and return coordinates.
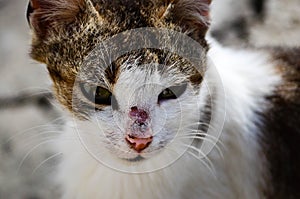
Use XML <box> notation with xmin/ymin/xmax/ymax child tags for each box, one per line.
<box><xmin>27</xmin><ymin>0</ymin><xmax>300</xmax><ymax>198</ymax></box>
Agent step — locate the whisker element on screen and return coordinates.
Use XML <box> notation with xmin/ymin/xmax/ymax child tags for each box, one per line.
<box><xmin>183</xmin><ymin>122</ymin><xmax>218</xmax><ymax>132</ymax></box>
<box><xmin>179</xmin><ymin>131</ymin><xmax>223</xmax><ymax>145</ymax></box>
<box><xmin>180</xmin><ymin>143</ymin><xmax>214</xmax><ymax>168</ymax></box>
<box><xmin>3</xmin><ymin>123</ymin><xmax>64</xmax><ymax>145</ymax></box>
<box><xmin>18</xmin><ymin>131</ymin><xmax>63</xmax><ymax>148</ymax></box>
<box><xmin>169</xmin><ymin>140</ymin><xmax>220</xmax><ymax>178</ymax></box>
<box><xmin>176</xmin><ymin>136</ymin><xmax>224</xmax><ymax>158</ymax></box>
<box><xmin>17</xmin><ymin>87</ymin><xmax>52</xmax><ymax>93</ymax></box>
<box><xmin>179</xmin><ymin>131</ymin><xmax>225</xmax><ymax>150</ymax></box>
<box><xmin>31</xmin><ymin>152</ymin><xmax>63</xmax><ymax>175</ymax></box>
<box><xmin>17</xmin><ymin>137</ymin><xmax>77</xmax><ymax>173</ymax></box>
<box><xmin>186</xmin><ymin>151</ymin><xmax>217</xmax><ymax>178</ymax></box>
<box><xmin>3</xmin><ymin>115</ymin><xmax>65</xmax><ymax>144</ymax></box>
<box><xmin>46</xmin><ymin>100</ymin><xmax>64</xmax><ymax>110</ymax></box>
<box><xmin>164</xmin><ymin>145</ymin><xmax>182</xmax><ymax>156</ymax></box>
<box><xmin>17</xmin><ymin>139</ymin><xmax>59</xmax><ymax>174</ymax></box>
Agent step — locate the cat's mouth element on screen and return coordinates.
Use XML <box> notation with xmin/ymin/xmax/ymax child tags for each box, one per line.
<box><xmin>124</xmin><ymin>155</ymin><xmax>145</xmax><ymax>162</ymax></box>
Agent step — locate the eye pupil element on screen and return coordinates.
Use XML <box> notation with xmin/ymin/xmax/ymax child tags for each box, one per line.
<box><xmin>163</xmin><ymin>89</ymin><xmax>171</xmax><ymax>96</ymax></box>
<box><xmin>158</xmin><ymin>84</ymin><xmax>187</xmax><ymax>103</ymax></box>
<box><xmin>80</xmin><ymin>83</ymin><xmax>113</xmax><ymax>106</ymax></box>
<box><xmin>162</xmin><ymin>89</ymin><xmax>174</xmax><ymax>98</ymax></box>
<box><xmin>95</xmin><ymin>87</ymin><xmax>112</xmax><ymax>105</ymax></box>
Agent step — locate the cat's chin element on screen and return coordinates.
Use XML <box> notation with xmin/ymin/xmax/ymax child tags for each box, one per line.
<box><xmin>114</xmin><ymin>148</ymin><xmax>163</xmax><ymax>164</ymax></box>
<box><xmin>123</xmin><ymin>155</ymin><xmax>145</xmax><ymax>162</ymax></box>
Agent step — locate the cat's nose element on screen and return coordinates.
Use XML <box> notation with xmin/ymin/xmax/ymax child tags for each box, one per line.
<box><xmin>129</xmin><ymin>106</ymin><xmax>148</xmax><ymax>124</ymax></box>
<box><xmin>125</xmin><ymin>135</ymin><xmax>153</xmax><ymax>153</ymax></box>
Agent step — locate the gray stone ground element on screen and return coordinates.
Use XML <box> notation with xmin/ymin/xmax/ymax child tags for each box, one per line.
<box><xmin>0</xmin><ymin>0</ymin><xmax>61</xmax><ymax>198</ymax></box>
<box><xmin>0</xmin><ymin>0</ymin><xmax>299</xmax><ymax>199</ymax></box>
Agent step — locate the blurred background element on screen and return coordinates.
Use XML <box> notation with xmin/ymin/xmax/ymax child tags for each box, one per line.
<box><xmin>0</xmin><ymin>0</ymin><xmax>62</xmax><ymax>198</ymax></box>
<box><xmin>0</xmin><ymin>0</ymin><xmax>299</xmax><ymax>198</ymax></box>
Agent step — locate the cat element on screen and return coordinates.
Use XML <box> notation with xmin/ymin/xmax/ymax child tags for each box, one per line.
<box><xmin>27</xmin><ymin>0</ymin><xmax>300</xmax><ymax>198</ymax></box>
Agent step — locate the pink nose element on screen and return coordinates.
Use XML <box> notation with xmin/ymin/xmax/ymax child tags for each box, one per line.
<box><xmin>125</xmin><ymin>135</ymin><xmax>153</xmax><ymax>153</ymax></box>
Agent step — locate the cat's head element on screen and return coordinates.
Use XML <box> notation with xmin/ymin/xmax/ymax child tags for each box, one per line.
<box><xmin>27</xmin><ymin>0</ymin><xmax>214</xmax><ymax>170</ymax></box>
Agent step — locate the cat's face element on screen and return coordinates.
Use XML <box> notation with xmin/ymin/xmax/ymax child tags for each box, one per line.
<box><xmin>71</xmin><ymin>48</ymin><xmax>207</xmax><ymax>163</ymax></box>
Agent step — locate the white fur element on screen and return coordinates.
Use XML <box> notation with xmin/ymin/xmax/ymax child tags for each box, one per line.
<box><xmin>55</xmin><ymin>39</ymin><xmax>282</xmax><ymax>199</ymax></box>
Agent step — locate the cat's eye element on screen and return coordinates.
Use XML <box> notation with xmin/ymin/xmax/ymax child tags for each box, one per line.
<box><xmin>158</xmin><ymin>84</ymin><xmax>187</xmax><ymax>103</ymax></box>
<box><xmin>80</xmin><ymin>83</ymin><xmax>112</xmax><ymax>105</ymax></box>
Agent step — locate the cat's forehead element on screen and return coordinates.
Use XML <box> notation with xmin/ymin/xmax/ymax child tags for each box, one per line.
<box><xmin>78</xmin><ymin>48</ymin><xmax>203</xmax><ymax>88</ymax></box>
<box><xmin>29</xmin><ymin>0</ymin><xmax>209</xmax><ymax>82</ymax></box>
<box><xmin>94</xmin><ymin>0</ymin><xmax>163</xmax><ymax>26</ymax></box>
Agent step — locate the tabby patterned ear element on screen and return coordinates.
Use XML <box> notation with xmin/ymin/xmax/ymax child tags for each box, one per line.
<box><xmin>26</xmin><ymin>0</ymin><xmax>90</xmax><ymax>39</ymax></box>
<box><xmin>160</xmin><ymin>0</ymin><xmax>212</xmax><ymax>41</ymax></box>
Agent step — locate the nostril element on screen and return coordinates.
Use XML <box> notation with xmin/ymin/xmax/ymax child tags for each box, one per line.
<box><xmin>134</xmin><ymin>120</ymin><xmax>145</xmax><ymax>126</ymax></box>
<box><xmin>131</xmin><ymin>106</ymin><xmax>138</xmax><ymax>111</ymax></box>
<box><xmin>138</xmin><ymin>111</ymin><xmax>148</xmax><ymax>122</ymax></box>
<box><xmin>125</xmin><ymin>135</ymin><xmax>153</xmax><ymax>153</ymax></box>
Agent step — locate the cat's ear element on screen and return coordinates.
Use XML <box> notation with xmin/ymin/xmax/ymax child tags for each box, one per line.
<box><xmin>159</xmin><ymin>0</ymin><xmax>212</xmax><ymax>42</ymax></box>
<box><xmin>26</xmin><ymin>0</ymin><xmax>95</xmax><ymax>40</ymax></box>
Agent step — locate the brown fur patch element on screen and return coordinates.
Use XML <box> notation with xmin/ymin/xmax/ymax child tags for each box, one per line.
<box><xmin>261</xmin><ymin>47</ymin><xmax>300</xmax><ymax>199</ymax></box>
<box><xmin>168</xmin><ymin>0</ymin><xmax>211</xmax><ymax>39</ymax></box>
<box><xmin>28</xmin><ymin>0</ymin><xmax>86</xmax><ymax>38</ymax></box>
<box><xmin>273</xmin><ymin>48</ymin><xmax>300</xmax><ymax>101</ymax></box>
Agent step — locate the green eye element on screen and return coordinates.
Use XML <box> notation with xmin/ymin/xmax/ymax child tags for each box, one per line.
<box><xmin>80</xmin><ymin>83</ymin><xmax>112</xmax><ymax>105</ymax></box>
<box><xmin>158</xmin><ymin>84</ymin><xmax>187</xmax><ymax>103</ymax></box>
